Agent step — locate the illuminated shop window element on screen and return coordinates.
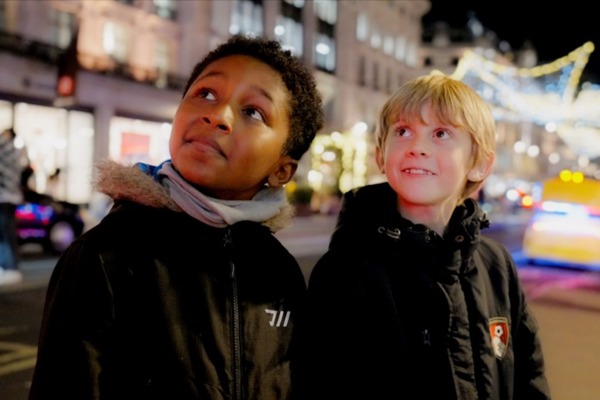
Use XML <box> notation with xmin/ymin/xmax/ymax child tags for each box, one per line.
<box><xmin>109</xmin><ymin>116</ymin><xmax>171</xmax><ymax>166</ymax></box>
<box><xmin>0</xmin><ymin>100</ymin><xmax>12</xmax><ymax>130</ymax></box>
<box><xmin>12</xmin><ymin>103</ymin><xmax>94</xmax><ymax>204</ymax></box>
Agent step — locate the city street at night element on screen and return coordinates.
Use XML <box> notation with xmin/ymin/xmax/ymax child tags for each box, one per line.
<box><xmin>2</xmin><ymin>1</ymin><xmax>600</xmax><ymax>399</ymax></box>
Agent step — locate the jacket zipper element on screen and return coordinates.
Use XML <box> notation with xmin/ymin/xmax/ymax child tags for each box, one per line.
<box><xmin>422</xmin><ymin>328</ymin><xmax>431</xmax><ymax>347</ymax></box>
<box><xmin>224</xmin><ymin>228</ymin><xmax>242</xmax><ymax>400</ymax></box>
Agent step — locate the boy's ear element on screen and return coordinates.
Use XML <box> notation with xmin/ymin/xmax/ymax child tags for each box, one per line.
<box><xmin>467</xmin><ymin>154</ymin><xmax>495</xmax><ymax>182</ymax></box>
<box><xmin>375</xmin><ymin>146</ymin><xmax>385</xmax><ymax>173</ymax></box>
<box><xmin>267</xmin><ymin>156</ymin><xmax>298</xmax><ymax>188</ymax></box>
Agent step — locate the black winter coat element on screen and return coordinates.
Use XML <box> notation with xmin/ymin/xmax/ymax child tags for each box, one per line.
<box><xmin>29</xmin><ymin>162</ymin><xmax>306</xmax><ymax>400</ymax></box>
<box><xmin>296</xmin><ymin>182</ymin><xmax>551</xmax><ymax>400</ymax></box>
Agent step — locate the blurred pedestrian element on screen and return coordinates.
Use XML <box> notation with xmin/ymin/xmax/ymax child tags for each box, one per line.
<box><xmin>44</xmin><ymin>167</ymin><xmax>61</xmax><ymax>199</ymax></box>
<box><xmin>0</xmin><ymin>128</ymin><xmax>24</xmax><ymax>285</ymax></box>
<box><xmin>297</xmin><ymin>74</ymin><xmax>551</xmax><ymax>399</ymax></box>
<box><xmin>29</xmin><ymin>34</ymin><xmax>323</xmax><ymax>399</ymax></box>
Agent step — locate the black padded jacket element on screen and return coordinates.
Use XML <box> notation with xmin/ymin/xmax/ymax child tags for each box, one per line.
<box><xmin>29</xmin><ymin>162</ymin><xmax>306</xmax><ymax>400</ymax></box>
<box><xmin>296</xmin><ymin>182</ymin><xmax>551</xmax><ymax>400</ymax></box>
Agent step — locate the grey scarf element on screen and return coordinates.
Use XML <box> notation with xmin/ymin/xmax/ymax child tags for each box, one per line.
<box><xmin>157</xmin><ymin>161</ymin><xmax>288</xmax><ymax>228</ymax></box>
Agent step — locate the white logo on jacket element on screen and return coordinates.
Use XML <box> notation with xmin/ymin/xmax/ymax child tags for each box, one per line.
<box><xmin>265</xmin><ymin>309</ymin><xmax>291</xmax><ymax>327</ymax></box>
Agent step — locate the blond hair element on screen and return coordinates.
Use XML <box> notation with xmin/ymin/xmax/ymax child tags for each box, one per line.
<box><xmin>376</xmin><ymin>73</ymin><xmax>496</xmax><ymax>202</ymax></box>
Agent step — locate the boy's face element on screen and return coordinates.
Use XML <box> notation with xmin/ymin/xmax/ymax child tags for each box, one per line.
<box><xmin>170</xmin><ymin>55</ymin><xmax>296</xmax><ymax>200</ymax></box>
<box><xmin>376</xmin><ymin>102</ymin><xmax>489</xmax><ymax>219</ymax></box>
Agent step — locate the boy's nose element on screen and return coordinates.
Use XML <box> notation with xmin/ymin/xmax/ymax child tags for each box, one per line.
<box><xmin>408</xmin><ymin>140</ymin><xmax>429</xmax><ymax>156</ymax></box>
<box><xmin>202</xmin><ymin>106</ymin><xmax>233</xmax><ymax>133</ymax></box>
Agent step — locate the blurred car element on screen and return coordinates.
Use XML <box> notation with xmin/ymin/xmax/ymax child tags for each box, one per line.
<box><xmin>16</xmin><ymin>191</ymin><xmax>85</xmax><ymax>254</ymax></box>
<box><xmin>522</xmin><ymin>170</ymin><xmax>600</xmax><ymax>270</ymax></box>
<box><xmin>502</xmin><ymin>179</ymin><xmax>536</xmax><ymax>210</ymax></box>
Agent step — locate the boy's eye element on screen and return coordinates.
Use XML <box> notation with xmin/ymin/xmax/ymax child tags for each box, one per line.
<box><xmin>198</xmin><ymin>88</ymin><xmax>216</xmax><ymax>100</ymax></box>
<box><xmin>394</xmin><ymin>127</ymin><xmax>410</xmax><ymax>137</ymax></box>
<box><xmin>243</xmin><ymin>107</ymin><xmax>265</xmax><ymax>123</ymax></box>
<box><xmin>434</xmin><ymin>129</ymin><xmax>451</xmax><ymax>139</ymax></box>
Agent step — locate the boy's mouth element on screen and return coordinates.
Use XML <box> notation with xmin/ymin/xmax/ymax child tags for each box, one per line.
<box><xmin>403</xmin><ymin>168</ymin><xmax>434</xmax><ymax>175</ymax></box>
<box><xmin>189</xmin><ymin>137</ymin><xmax>225</xmax><ymax>157</ymax></box>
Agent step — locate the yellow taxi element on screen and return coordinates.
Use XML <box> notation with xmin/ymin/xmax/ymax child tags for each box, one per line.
<box><xmin>522</xmin><ymin>170</ymin><xmax>600</xmax><ymax>270</ymax></box>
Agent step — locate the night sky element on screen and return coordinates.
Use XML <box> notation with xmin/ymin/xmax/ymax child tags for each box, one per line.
<box><xmin>422</xmin><ymin>1</ymin><xmax>600</xmax><ymax>84</ymax></box>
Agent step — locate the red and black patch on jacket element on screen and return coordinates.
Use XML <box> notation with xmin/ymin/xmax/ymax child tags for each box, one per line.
<box><xmin>489</xmin><ymin>317</ymin><xmax>509</xmax><ymax>359</ymax></box>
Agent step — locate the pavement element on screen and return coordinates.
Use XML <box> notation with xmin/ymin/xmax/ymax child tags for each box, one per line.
<box><xmin>0</xmin><ymin>209</ymin><xmax>531</xmax><ymax>294</ymax></box>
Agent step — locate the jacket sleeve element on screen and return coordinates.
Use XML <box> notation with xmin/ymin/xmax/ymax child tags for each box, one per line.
<box><xmin>29</xmin><ymin>240</ymin><xmax>115</xmax><ymax>400</ymax></box>
<box><xmin>294</xmin><ymin>249</ymin><xmax>370</xmax><ymax>400</ymax></box>
<box><xmin>513</xmin><ymin>285</ymin><xmax>553</xmax><ymax>399</ymax></box>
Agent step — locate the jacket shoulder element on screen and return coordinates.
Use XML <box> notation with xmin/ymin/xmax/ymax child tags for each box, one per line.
<box><xmin>328</xmin><ymin>183</ymin><xmax>396</xmax><ymax>250</ymax></box>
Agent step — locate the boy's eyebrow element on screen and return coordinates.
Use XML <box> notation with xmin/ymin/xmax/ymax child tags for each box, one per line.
<box><xmin>196</xmin><ymin>70</ymin><xmax>275</xmax><ymax>103</ymax></box>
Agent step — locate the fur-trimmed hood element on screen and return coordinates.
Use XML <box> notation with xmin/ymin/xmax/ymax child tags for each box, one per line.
<box><xmin>92</xmin><ymin>160</ymin><xmax>295</xmax><ymax>232</ymax></box>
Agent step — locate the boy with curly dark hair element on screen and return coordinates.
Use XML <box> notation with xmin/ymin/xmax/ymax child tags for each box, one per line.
<box><xmin>29</xmin><ymin>35</ymin><xmax>324</xmax><ymax>400</ymax></box>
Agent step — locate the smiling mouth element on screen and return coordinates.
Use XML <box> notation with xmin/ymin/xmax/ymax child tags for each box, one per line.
<box><xmin>403</xmin><ymin>168</ymin><xmax>434</xmax><ymax>175</ymax></box>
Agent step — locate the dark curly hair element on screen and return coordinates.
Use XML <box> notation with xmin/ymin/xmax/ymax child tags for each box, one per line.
<box><xmin>183</xmin><ymin>35</ymin><xmax>324</xmax><ymax>161</ymax></box>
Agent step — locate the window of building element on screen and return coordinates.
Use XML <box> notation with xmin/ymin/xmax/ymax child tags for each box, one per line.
<box><xmin>386</xmin><ymin>68</ymin><xmax>392</xmax><ymax>93</ymax></box>
<box><xmin>154</xmin><ymin>39</ymin><xmax>170</xmax><ymax>88</ymax></box>
<box><xmin>383</xmin><ymin>35</ymin><xmax>394</xmax><ymax>56</ymax></box>
<box><xmin>103</xmin><ymin>21</ymin><xmax>129</xmax><ymax>63</ymax></box>
<box><xmin>358</xmin><ymin>56</ymin><xmax>366</xmax><ymax>87</ymax></box>
<box><xmin>48</xmin><ymin>9</ymin><xmax>75</xmax><ymax>49</ymax></box>
<box><xmin>395</xmin><ymin>35</ymin><xmax>406</xmax><ymax>62</ymax></box>
<box><xmin>276</xmin><ymin>0</ymin><xmax>303</xmax><ymax>56</ymax></box>
<box><xmin>230</xmin><ymin>0</ymin><xmax>264</xmax><ymax>36</ymax></box>
<box><xmin>0</xmin><ymin>0</ymin><xmax>7</xmax><ymax>31</ymax></box>
<box><xmin>315</xmin><ymin>32</ymin><xmax>335</xmax><ymax>73</ymax></box>
<box><xmin>405</xmin><ymin>40</ymin><xmax>417</xmax><ymax>67</ymax></box>
<box><xmin>314</xmin><ymin>0</ymin><xmax>336</xmax><ymax>24</ymax></box>
<box><xmin>370</xmin><ymin>30</ymin><xmax>381</xmax><ymax>50</ymax></box>
<box><xmin>283</xmin><ymin>0</ymin><xmax>305</xmax><ymax>7</ymax></box>
<box><xmin>153</xmin><ymin>0</ymin><xmax>177</xmax><ymax>20</ymax></box>
<box><xmin>372</xmin><ymin>61</ymin><xmax>379</xmax><ymax>91</ymax></box>
<box><xmin>314</xmin><ymin>0</ymin><xmax>336</xmax><ymax>73</ymax></box>
<box><xmin>356</xmin><ymin>12</ymin><xmax>368</xmax><ymax>42</ymax></box>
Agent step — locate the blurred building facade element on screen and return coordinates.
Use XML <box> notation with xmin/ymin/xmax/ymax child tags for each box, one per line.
<box><xmin>0</xmin><ymin>0</ymin><xmax>430</xmax><ymax>206</ymax></box>
<box><xmin>1</xmin><ymin>0</ymin><xmax>596</xmax><ymax>212</ymax></box>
